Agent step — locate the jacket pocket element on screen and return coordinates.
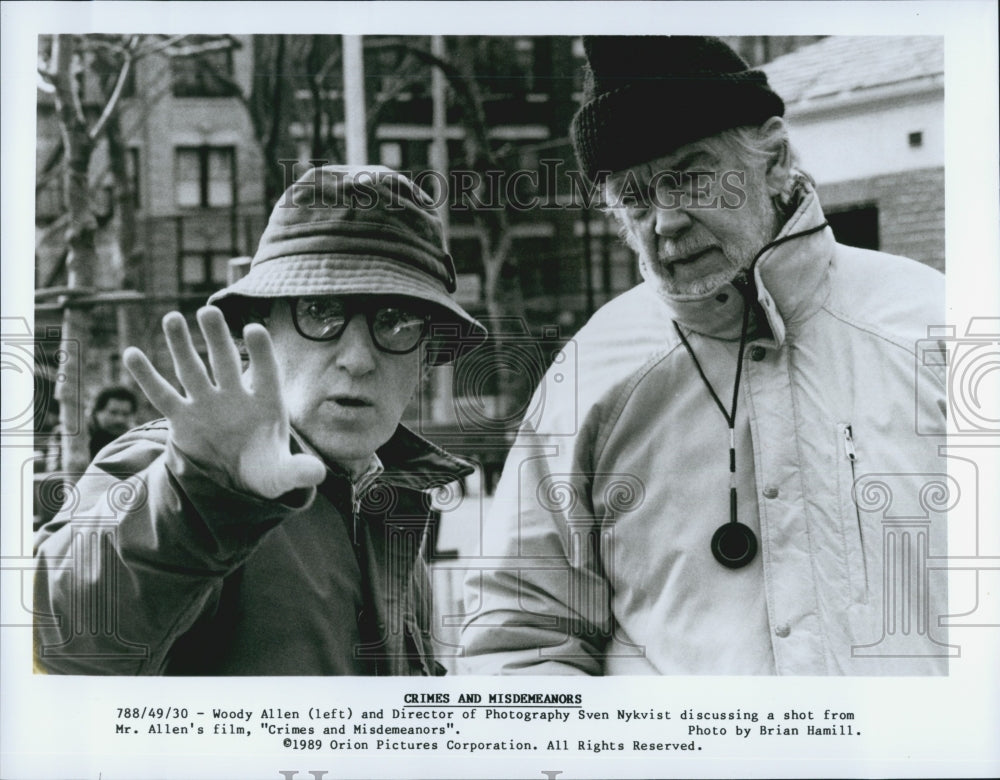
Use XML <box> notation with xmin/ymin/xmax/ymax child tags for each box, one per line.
<box><xmin>837</xmin><ymin>423</ymin><xmax>869</xmax><ymax>604</ymax></box>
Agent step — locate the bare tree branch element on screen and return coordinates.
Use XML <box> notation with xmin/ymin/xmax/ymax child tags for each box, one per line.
<box><xmin>81</xmin><ymin>36</ymin><xmax>135</xmax><ymax>58</ymax></box>
<box><xmin>50</xmin><ymin>36</ymin><xmax>87</xmax><ymax>129</ymax></box>
<box><xmin>132</xmin><ymin>34</ymin><xmax>191</xmax><ymax>59</ymax></box>
<box><xmin>163</xmin><ymin>36</ymin><xmax>239</xmax><ymax>59</ymax></box>
<box><xmin>35</xmin><ymin>212</ymin><xmax>70</xmax><ymax>250</ymax></box>
<box><xmin>315</xmin><ymin>49</ymin><xmax>342</xmax><ymax>84</ymax></box>
<box><xmin>365</xmin><ymin>52</ymin><xmax>422</xmax><ymax>150</ymax></box>
<box><xmin>38</xmin><ymin>35</ymin><xmax>57</xmax><ymax>81</ymax></box>
<box><xmin>88</xmin><ymin>35</ymin><xmax>139</xmax><ymax>141</ymax></box>
<box><xmin>386</xmin><ymin>42</ymin><xmax>494</xmax><ymax>165</ymax></box>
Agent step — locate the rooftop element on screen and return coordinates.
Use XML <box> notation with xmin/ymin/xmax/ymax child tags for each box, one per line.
<box><xmin>762</xmin><ymin>35</ymin><xmax>944</xmax><ymax>107</ymax></box>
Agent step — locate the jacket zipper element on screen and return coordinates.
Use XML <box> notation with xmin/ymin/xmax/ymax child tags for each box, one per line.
<box><xmin>349</xmin><ymin>482</ymin><xmax>381</xmax><ymax>676</ymax></box>
<box><xmin>842</xmin><ymin>423</ymin><xmax>857</xmax><ymax>462</ymax></box>
<box><xmin>842</xmin><ymin>424</ymin><xmax>868</xmax><ymax>591</ymax></box>
<box><xmin>351</xmin><ymin>486</ymin><xmax>362</xmax><ymax>547</ymax></box>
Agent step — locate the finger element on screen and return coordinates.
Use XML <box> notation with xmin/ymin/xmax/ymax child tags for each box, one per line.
<box><xmin>197</xmin><ymin>306</ymin><xmax>242</xmax><ymax>388</ymax></box>
<box><xmin>122</xmin><ymin>346</ymin><xmax>183</xmax><ymax>416</ymax></box>
<box><xmin>279</xmin><ymin>453</ymin><xmax>327</xmax><ymax>491</ymax></box>
<box><xmin>162</xmin><ymin>312</ymin><xmax>213</xmax><ymax>397</ymax></box>
<box><xmin>242</xmin><ymin>323</ymin><xmax>283</xmax><ymax>400</ymax></box>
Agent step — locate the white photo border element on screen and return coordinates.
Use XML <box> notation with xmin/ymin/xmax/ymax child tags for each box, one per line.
<box><xmin>3</xmin><ymin>2</ymin><xmax>998</xmax><ymax>779</ymax></box>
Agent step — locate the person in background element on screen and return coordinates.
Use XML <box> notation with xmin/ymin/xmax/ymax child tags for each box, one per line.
<box><xmin>35</xmin><ymin>165</ymin><xmax>485</xmax><ymax>675</ymax></box>
<box><xmin>87</xmin><ymin>385</ymin><xmax>137</xmax><ymax>459</ymax></box>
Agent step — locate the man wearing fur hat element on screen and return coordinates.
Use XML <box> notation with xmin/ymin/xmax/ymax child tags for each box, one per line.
<box><xmin>35</xmin><ymin>166</ymin><xmax>485</xmax><ymax>675</ymax></box>
<box><xmin>461</xmin><ymin>37</ymin><xmax>948</xmax><ymax>675</ymax></box>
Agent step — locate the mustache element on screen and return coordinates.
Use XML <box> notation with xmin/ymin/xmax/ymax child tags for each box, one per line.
<box><xmin>615</xmin><ymin>220</ymin><xmax>724</xmax><ymax>265</ymax></box>
<box><xmin>652</xmin><ymin>222</ymin><xmax>719</xmax><ymax>262</ymax></box>
<box><xmin>657</xmin><ymin>237</ymin><xmax>718</xmax><ymax>263</ymax></box>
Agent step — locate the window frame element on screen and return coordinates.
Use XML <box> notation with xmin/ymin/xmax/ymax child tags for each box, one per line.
<box><xmin>170</xmin><ymin>44</ymin><xmax>236</xmax><ymax>99</ymax></box>
<box><xmin>174</xmin><ymin>145</ymin><xmax>236</xmax><ymax>210</ymax></box>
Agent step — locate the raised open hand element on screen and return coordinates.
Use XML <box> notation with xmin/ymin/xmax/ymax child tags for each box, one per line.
<box><xmin>123</xmin><ymin>306</ymin><xmax>326</xmax><ymax>499</ymax></box>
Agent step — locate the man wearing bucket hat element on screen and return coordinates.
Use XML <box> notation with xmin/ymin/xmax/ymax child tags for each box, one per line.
<box><xmin>460</xmin><ymin>37</ymin><xmax>948</xmax><ymax>675</ymax></box>
<box><xmin>34</xmin><ymin>165</ymin><xmax>485</xmax><ymax>675</ymax></box>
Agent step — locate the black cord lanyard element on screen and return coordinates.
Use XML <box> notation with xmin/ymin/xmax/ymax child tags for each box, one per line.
<box><xmin>673</xmin><ymin>221</ymin><xmax>829</xmax><ymax>569</ymax></box>
<box><xmin>674</xmin><ymin>300</ymin><xmax>756</xmax><ymax>568</ymax></box>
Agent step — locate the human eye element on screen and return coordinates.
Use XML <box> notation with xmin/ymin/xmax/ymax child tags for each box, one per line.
<box><xmin>373</xmin><ymin>305</ymin><xmax>427</xmax><ymax>350</ymax></box>
<box><xmin>301</xmin><ymin>298</ymin><xmax>345</xmax><ymax>322</ymax></box>
<box><xmin>375</xmin><ymin>307</ymin><xmax>425</xmax><ymax>334</ymax></box>
<box><xmin>296</xmin><ymin>298</ymin><xmax>347</xmax><ymax>338</ymax></box>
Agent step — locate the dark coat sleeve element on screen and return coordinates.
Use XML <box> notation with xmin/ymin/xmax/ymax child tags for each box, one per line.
<box><xmin>33</xmin><ymin>423</ymin><xmax>314</xmax><ymax>674</ymax></box>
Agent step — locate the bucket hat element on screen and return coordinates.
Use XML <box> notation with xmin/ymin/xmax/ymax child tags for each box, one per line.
<box><xmin>209</xmin><ymin>164</ymin><xmax>486</xmax><ymax>365</ymax></box>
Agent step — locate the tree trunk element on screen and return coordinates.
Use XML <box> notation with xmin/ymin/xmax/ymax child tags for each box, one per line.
<box><xmin>105</xmin><ymin>111</ymin><xmax>145</xmax><ymax>377</ymax></box>
<box><xmin>385</xmin><ymin>39</ymin><xmax>528</xmax><ymax>424</ymax></box>
<box><xmin>50</xmin><ymin>35</ymin><xmax>99</xmax><ymax>474</ymax></box>
<box><xmin>261</xmin><ymin>35</ymin><xmax>288</xmax><ymax>210</ymax></box>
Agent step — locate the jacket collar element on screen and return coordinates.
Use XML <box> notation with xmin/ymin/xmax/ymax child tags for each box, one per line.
<box><xmin>376</xmin><ymin>423</ymin><xmax>476</xmax><ymax>490</ymax></box>
<box><xmin>659</xmin><ymin>183</ymin><xmax>835</xmax><ymax>346</ymax></box>
<box><xmin>291</xmin><ymin>423</ymin><xmax>474</xmax><ymax>494</ymax></box>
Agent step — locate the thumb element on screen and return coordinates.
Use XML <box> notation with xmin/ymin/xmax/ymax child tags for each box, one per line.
<box><xmin>279</xmin><ymin>453</ymin><xmax>327</xmax><ymax>491</ymax></box>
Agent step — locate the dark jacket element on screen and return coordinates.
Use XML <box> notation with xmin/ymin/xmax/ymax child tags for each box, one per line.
<box><xmin>87</xmin><ymin>417</ymin><xmax>118</xmax><ymax>460</ymax></box>
<box><xmin>34</xmin><ymin>420</ymin><xmax>473</xmax><ymax>675</ymax></box>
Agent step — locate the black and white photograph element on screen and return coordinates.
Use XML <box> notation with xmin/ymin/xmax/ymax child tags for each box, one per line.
<box><xmin>2</xmin><ymin>1</ymin><xmax>998</xmax><ymax>778</ymax></box>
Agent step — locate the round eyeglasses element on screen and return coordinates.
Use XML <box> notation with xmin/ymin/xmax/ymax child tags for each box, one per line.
<box><xmin>289</xmin><ymin>296</ymin><xmax>431</xmax><ymax>354</ymax></box>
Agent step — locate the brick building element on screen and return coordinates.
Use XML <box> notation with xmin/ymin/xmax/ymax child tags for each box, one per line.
<box><xmin>762</xmin><ymin>36</ymin><xmax>945</xmax><ymax>272</ymax></box>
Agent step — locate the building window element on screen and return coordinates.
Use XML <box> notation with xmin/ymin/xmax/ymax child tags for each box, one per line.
<box><xmin>473</xmin><ymin>37</ymin><xmax>537</xmax><ymax>97</ymax></box>
<box><xmin>171</xmin><ymin>39</ymin><xmax>237</xmax><ymax>98</ymax></box>
<box><xmin>86</xmin><ymin>53</ymin><xmax>136</xmax><ymax>102</ymax></box>
<box><xmin>378</xmin><ymin>140</ymin><xmax>430</xmax><ymax>172</ymax></box>
<box><xmin>175</xmin><ymin>146</ymin><xmax>235</xmax><ymax>208</ymax></box>
<box><xmin>826</xmin><ymin>204</ymin><xmax>880</xmax><ymax>251</ymax></box>
<box><xmin>178</xmin><ymin>249</ymin><xmax>233</xmax><ymax>298</ymax></box>
<box><xmin>513</xmin><ymin>37</ymin><xmax>537</xmax><ymax>93</ymax></box>
<box><xmin>406</xmin><ymin>139</ymin><xmax>430</xmax><ymax>170</ymax></box>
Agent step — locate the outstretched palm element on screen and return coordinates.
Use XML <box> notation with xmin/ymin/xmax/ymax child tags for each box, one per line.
<box><xmin>124</xmin><ymin>307</ymin><xmax>326</xmax><ymax>499</ymax></box>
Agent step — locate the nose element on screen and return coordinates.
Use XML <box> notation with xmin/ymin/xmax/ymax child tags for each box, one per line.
<box><xmin>334</xmin><ymin>314</ymin><xmax>377</xmax><ymax>375</ymax></box>
<box><xmin>653</xmin><ymin>203</ymin><xmax>692</xmax><ymax>239</ymax></box>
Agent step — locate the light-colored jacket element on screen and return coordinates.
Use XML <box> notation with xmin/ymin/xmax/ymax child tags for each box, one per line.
<box><xmin>460</xmin><ymin>188</ymin><xmax>948</xmax><ymax>675</ymax></box>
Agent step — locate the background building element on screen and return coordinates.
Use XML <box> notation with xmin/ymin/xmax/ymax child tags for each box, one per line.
<box><xmin>35</xmin><ymin>36</ymin><xmax>268</xmax><ymax>402</ymax></box>
<box><xmin>33</xmin><ymin>33</ymin><xmax>945</xmax><ymax>501</ymax></box>
<box><xmin>762</xmin><ymin>35</ymin><xmax>945</xmax><ymax>272</ymax></box>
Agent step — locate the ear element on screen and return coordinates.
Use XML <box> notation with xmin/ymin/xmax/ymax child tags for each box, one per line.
<box><xmin>759</xmin><ymin>117</ymin><xmax>793</xmax><ymax>197</ymax></box>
